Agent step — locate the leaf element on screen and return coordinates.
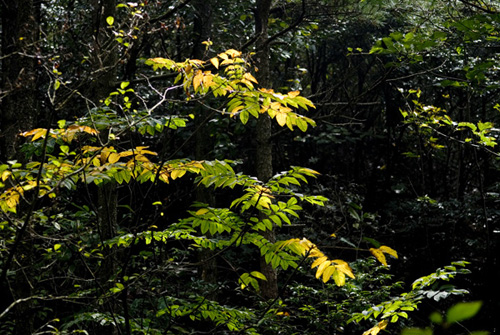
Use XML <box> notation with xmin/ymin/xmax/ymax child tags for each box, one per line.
<box><xmin>402</xmin><ymin>328</ymin><xmax>433</xmax><ymax>335</ymax></box>
<box><xmin>193</xmin><ymin>71</ymin><xmax>203</xmax><ymax>91</ymax></box>
<box><xmin>240</xmin><ymin>110</ymin><xmax>249</xmax><ymax>124</ymax></box>
<box><xmin>370</xmin><ymin>248</ymin><xmax>388</xmax><ymax>266</ymax></box>
<box><xmin>333</xmin><ymin>259</ymin><xmax>355</xmax><ymax>279</ymax></box>
<box><xmin>108</xmin><ymin>153</ymin><xmax>120</xmax><ymax>164</ymax></box>
<box><xmin>210</xmin><ymin>57</ymin><xmax>219</xmax><ymax>69</ymax></box>
<box><xmin>311</xmin><ymin>256</ymin><xmax>328</xmax><ymax>269</ymax></box>
<box><xmin>332</xmin><ymin>268</ymin><xmax>346</xmax><ymax>286</ymax></box>
<box><xmin>363</xmin><ymin>320</ymin><xmax>389</xmax><ymax>335</ymax></box>
<box><xmin>195</xmin><ymin>208</ymin><xmax>209</xmax><ymax>215</ymax></box>
<box><xmin>429</xmin><ymin>312</ymin><xmax>443</xmax><ymax>324</ymax></box>
<box><xmin>276</xmin><ymin>111</ymin><xmax>287</xmax><ymax>127</ymax></box>
<box><xmin>250</xmin><ymin>271</ymin><xmax>267</xmax><ymax>281</ymax></box>
<box><xmin>171</xmin><ymin>169</ymin><xmax>186</xmax><ymax>180</ymax></box>
<box><xmin>106</xmin><ymin>16</ymin><xmax>114</xmax><ymax>26</ymax></box>
<box><xmin>379</xmin><ymin>245</ymin><xmax>398</xmax><ymax>259</ymax></box>
<box><xmin>54</xmin><ymin>80</ymin><xmax>61</xmax><ymax>90</ymax></box>
<box><xmin>446</xmin><ymin>301</ymin><xmax>482</xmax><ymax>324</ymax></box>
<box><xmin>315</xmin><ymin>260</ymin><xmax>331</xmax><ymax>279</ymax></box>
<box><xmin>322</xmin><ymin>265</ymin><xmax>336</xmax><ymax>283</ymax></box>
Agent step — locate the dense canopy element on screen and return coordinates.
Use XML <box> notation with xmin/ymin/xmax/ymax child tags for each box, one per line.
<box><xmin>0</xmin><ymin>0</ymin><xmax>498</xmax><ymax>334</ymax></box>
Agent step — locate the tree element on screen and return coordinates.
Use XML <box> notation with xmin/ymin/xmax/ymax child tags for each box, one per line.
<box><xmin>1</xmin><ymin>0</ymin><xmax>495</xmax><ymax>334</ymax></box>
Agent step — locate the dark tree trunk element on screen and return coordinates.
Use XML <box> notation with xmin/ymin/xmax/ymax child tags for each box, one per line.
<box><xmin>0</xmin><ymin>0</ymin><xmax>38</xmax><ymax>161</ymax></box>
<box><xmin>254</xmin><ymin>0</ymin><xmax>278</xmax><ymax>300</ymax></box>
<box><xmin>0</xmin><ymin>1</ymin><xmax>39</xmax><ymax>334</ymax></box>
<box><xmin>90</xmin><ymin>1</ymin><xmax>120</xmax><ymax>334</ymax></box>
<box><xmin>192</xmin><ymin>0</ymin><xmax>218</xmax><ymax>300</ymax></box>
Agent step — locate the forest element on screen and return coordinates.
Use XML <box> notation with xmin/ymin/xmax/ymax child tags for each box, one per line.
<box><xmin>0</xmin><ymin>0</ymin><xmax>499</xmax><ymax>334</ymax></box>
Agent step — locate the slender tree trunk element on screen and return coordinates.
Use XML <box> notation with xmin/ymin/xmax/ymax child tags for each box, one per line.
<box><xmin>254</xmin><ymin>0</ymin><xmax>278</xmax><ymax>300</ymax></box>
<box><xmin>90</xmin><ymin>1</ymin><xmax>119</xmax><ymax>334</ymax></box>
<box><xmin>192</xmin><ymin>0</ymin><xmax>218</xmax><ymax>300</ymax></box>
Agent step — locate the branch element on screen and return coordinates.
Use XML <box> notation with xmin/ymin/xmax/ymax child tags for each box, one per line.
<box><xmin>150</xmin><ymin>0</ymin><xmax>194</xmax><ymax>24</ymax></box>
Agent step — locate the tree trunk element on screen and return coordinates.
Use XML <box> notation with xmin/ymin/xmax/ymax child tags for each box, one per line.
<box><xmin>0</xmin><ymin>1</ymin><xmax>39</xmax><ymax>334</ymax></box>
<box><xmin>0</xmin><ymin>0</ymin><xmax>38</xmax><ymax>161</ymax></box>
<box><xmin>90</xmin><ymin>1</ymin><xmax>119</xmax><ymax>334</ymax></box>
<box><xmin>192</xmin><ymin>0</ymin><xmax>218</xmax><ymax>300</ymax></box>
<box><xmin>254</xmin><ymin>0</ymin><xmax>278</xmax><ymax>300</ymax></box>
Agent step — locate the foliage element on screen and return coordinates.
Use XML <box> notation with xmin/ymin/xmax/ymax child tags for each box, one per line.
<box><xmin>402</xmin><ymin>301</ymin><xmax>488</xmax><ymax>335</ymax></box>
<box><xmin>349</xmin><ymin>261</ymin><xmax>471</xmax><ymax>334</ymax></box>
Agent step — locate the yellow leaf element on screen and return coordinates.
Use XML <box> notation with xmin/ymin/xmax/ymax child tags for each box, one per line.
<box><xmin>159</xmin><ymin>171</ymin><xmax>169</xmax><ymax>183</ymax></box>
<box><xmin>218</xmin><ymin>52</ymin><xmax>228</xmax><ymax>60</ymax></box>
<box><xmin>332</xmin><ymin>268</ymin><xmax>346</xmax><ymax>286</ymax></box>
<box><xmin>333</xmin><ymin>259</ymin><xmax>355</xmax><ymax>279</ymax></box>
<box><xmin>1</xmin><ymin>170</ymin><xmax>11</xmax><ymax>182</ymax></box>
<box><xmin>229</xmin><ymin>105</ymin><xmax>244</xmax><ymax>117</ymax></box>
<box><xmin>203</xmin><ymin>72</ymin><xmax>214</xmax><ymax>87</ymax></box>
<box><xmin>135</xmin><ymin>146</ymin><xmax>157</xmax><ymax>155</ymax></box>
<box><xmin>287</xmin><ymin>90</ymin><xmax>301</xmax><ymax>98</ymax></box>
<box><xmin>370</xmin><ymin>248</ymin><xmax>388</xmax><ymax>266</ymax></box>
<box><xmin>108</xmin><ymin>153</ymin><xmax>120</xmax><ymax>164</ymax></box>
<box><xmin>210</xmin><ymin>57</ymin><xmax>219</xmax><ymax>69</ymax></box>
<box><xmin>189</xmin><ymin>59</ymin><xmax>205</xmax><ymax>66</ymax></box>
<box><xmin>171</xmin><ymin>169</ymin><xmax>186</xmax><ymax>180</ymax></box>
<box><xmin>195</xmin><ymin>208</ymin><xmax>209</xmax><ymax>215</ymax></box>
<box><xmin>311</xmin><ymin>256</ymin><xmax>328</xmax><ymax>269</ymax></box>
<box><xmin>330</xmin><ymin>233</ymin><xmax>336</xmax><ymax>238</ymax></box>
<box><xmin>270</xmin><ymin>102</ymin><xmax>281</xmax><ymax>110</ymax></box>
<box><xmin>379</xmin><ymin>245</ymin><xmax>398</xmax><ymax>259</ymax></box>
<box><xmin>308</xmin><ymin>248</ymin><xmax>324</xmax><ymax>258</ymax></box>
<box><xmin>258</xmin><ymin>196</ymin><xmax>272</xmax><ymax>209</ymax></box>
<box><xmin>322</xmin><ymin>265</ymin><xmax>336</xmax><ymax>283</ymax></box>
<box><xmin>243</xmin><ymin>72</ymin><xmax>258</xmax><ymax>84</ymax></box>
<box><xmin>225</xmin><ymin>49</ymin><xmax>242</xmax><ymax>58</ymax></box>
<box><xmin>220</xmin><ymin>58</ymin><xmax>234</xmax><ymax>66</ymax></box>
<box><xmin>32</xmin><ymin>129</ymin><xmax>48</xmax><ymax>141</ymax></box>
<box><xmin>315</xmin><ymin>260</ymin><xmax>331</xmax><ymax>279</ymax></box>
<box><xmin>362</xmin><ymin>320</ymin><xmax>389</xmax><ymax>335</ymax></box>
<box><xmin>193</xmin><ymin>70</ymin><xmax>203</xmax><ymax>91</ymax></box>
<box><xmin>276</xmin><ymin>111</ymin><xmax>287</xmax><ymax>127</ymax></box>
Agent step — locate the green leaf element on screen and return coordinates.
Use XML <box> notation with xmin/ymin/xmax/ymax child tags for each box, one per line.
<box><xmin>446</xmin><ymin>301</ymin><xmax>482</xmax><ymax>324</ymax></box>
<box><xmin>240</xmin><ymin>110</ymin><xmax>249</xmax><ymax>124</ymax></box>
<box><xmin>54</xmin><ymin>80</ymin><xmax>61</xmax><ymax>90</ymax></box>
<box><xmin>106</xmin><ymin>16</ymin><xmax>114</xmax><ymax>26</ymax></box>
<box><xmin>429</xmin><ymin>311</ymin><xmax>443</xmax><ymax>324</ymax></box>
<box><xmin>402</xmin><ymin>328</ymin><xmax>433</xmax><ymax>335</ymax></box>
<box><xmin>250</xmin><ymin>271</ymin><xmax>267</xmax><ymax>280</ymax></box>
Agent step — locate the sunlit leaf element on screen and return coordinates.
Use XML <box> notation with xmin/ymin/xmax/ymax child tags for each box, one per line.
<box><xmin>446</xmin><ymin>301</ymin><xmax>482</xmax><ymax>324</ymax></box>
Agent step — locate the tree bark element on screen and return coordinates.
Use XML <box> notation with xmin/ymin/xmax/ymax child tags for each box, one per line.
<box><xmin>0</xmin><ymin>1</ymin><xmax>39</xmax><ymax>333</ymax></box>
<box><xmin>254</xmin><ymin>0</ymin><xmax>278</xmax><ymax>300</ymax></box>
<box><xmin>90</xmin><ymin>1</ymin><xmax>119</xmax><ymax>334</ymax></box>
<box><xmin>192</xmin><ymin>0</ymin><xmax>218</xmax><ymax>300</ymax></box>
<box><xmin>0</xmin><ymin>0</ymin><xmax>38</xmax><ymax>161</ymax></box>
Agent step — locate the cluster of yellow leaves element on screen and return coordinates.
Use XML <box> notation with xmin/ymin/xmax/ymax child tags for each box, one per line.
<box><xmin>250</xmin><ymin>185</ymin><xmax>274</xmax><ymax>209</ymax></box>
<box><xmin>146</xmin><ymin>49</ymin><xmax>316</xmax><ymax>132</ymax></box>
<box><xmin>369</xmin><ymin>246</ymin><xmax>398</xmax><ymax>266</ymax></box>
<box><xmin>78</xmin><ymin>146</ymin><xmax>156</xmax><ymax>167</ymax></box>
<box><xmin>21</xmin><ymin>125</ymin><xmax>98</xmax><ymax>143</ymax></box>
<box><xmin>280</xmin><ymin>238</ymin><xmax>355</xmax><ymax>286</ymax></box>
<box><xmin>363</xmin><ymin>320</ymin><xmax>389</xmax><ymax>335</ymax></box>
<box><xmin>78</xmin><ymin>145</ymin><xmax>204</xmax><ymax>184</ymax></box>
<box><xmin>0</xmin><ymin>181</ymin><xmax>37</xmax><ymax>213</ymax></box>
